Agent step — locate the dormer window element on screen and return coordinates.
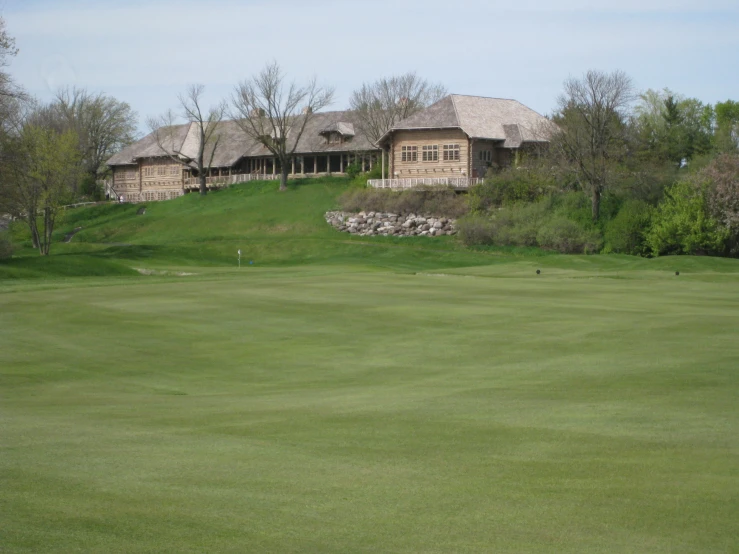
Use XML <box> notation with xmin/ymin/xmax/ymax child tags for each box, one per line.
<box><xmin>320</xmin><ymin>122</ymin><xmax>355</xmax><ymax>145</ymax></box>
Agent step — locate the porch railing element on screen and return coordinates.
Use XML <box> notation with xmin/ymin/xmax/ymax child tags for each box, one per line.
<box><xmin>367</xmin><ymin>177</ymin><xmax>484</xmax><ymax>190</ymax></box>
<box><xmin>183</xmin><ymin>173</ymin><xmax>280</xmax><ymax>189</ymax></box>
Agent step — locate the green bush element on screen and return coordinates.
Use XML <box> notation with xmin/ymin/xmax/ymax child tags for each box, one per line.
<box><xmin>79</xmin><ymin>174</ymin><xmax>104</xmax><ymax>201</ymax></box>
<box><xmin>604</xmin><ymin>199</ymin><xmax>652</xmax><ymax>255</ymax></box>
<box><xmin>345</xmin><ymin>161</ymin><xmax>362</xmax><ymax>180</ymax></box>
<box><xmin>458</xmin><ymin>198</ymin><xmax>602</xmax><ymax>254</ymax></box>
<box><xmin>338</xmin><ymin>187</ymin><xmax>468</xmax><ymax>218</ymax></box>
<box><xmin>456</xmin><ymin>215</ymin><xmax>498</xmax><ymax>246</ymax></box>
<box><xmin>469</xmin><ymin>166</ymin><xmax>557</xmax><ymax>212</ymax></box>
<box><xmin>0</xmin><ymin>232</ymin><xmax>13</xmax><ymax>260</ymax></box>
<box><xmin>537</xmin><ymin>217</ymin><xmax>603</xmax><ymax>254</ymax></box>
<box><xmin>646</xmin><ymin>179</ymin><xmax>729</xmax><ymax>256</ymax></box>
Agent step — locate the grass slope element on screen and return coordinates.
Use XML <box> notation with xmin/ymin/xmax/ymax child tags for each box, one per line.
<box><xmin>1</xmin><ymin>178</ymin><xmax>738</xmax><ymax>552</ymax></box>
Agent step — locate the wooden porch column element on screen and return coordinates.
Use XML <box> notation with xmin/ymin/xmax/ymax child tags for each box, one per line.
<box><xmin>362</xmin><ymin>155</ymin><xmax>366</xmax><ymax>172</ymax></box>
<box><xmin>327</xmin><ymin>155</ymin><xmax>331</xmax><ymax>175</ymax></box>
<box><xmin>272</xmin><ymin>158</ymin><xmax>276</xmax><ymax>175</ymax></box>
<box><xmin>300</xmin><ymin>156</ymin><xmax>304</xmax><ymax>174</ymax></box>
<box><xmin>381</xmin><ymin>149</ymin><xmax>385</xmax><ymax>181</ymax></box>
<box><xmin>313</xmin><ymin>156</ymin><xmax>317</xmax><ymax>174</ymax></box>
<box><xmin>340</xmin><ymin>154</ymin><xmax>344</xmax><ymax>173</ymax></box>
<box><xmin>291</xmin><ymin>157</ymin><xmax>295</xmax><ymax>175</ymax></box>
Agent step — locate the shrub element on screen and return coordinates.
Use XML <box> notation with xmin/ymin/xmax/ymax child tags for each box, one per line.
<box><xmin>604</xmin><ymin>199</ymin><xmax>652</xmax><ymax>255</ymax></box>
<box><xmin>338</xmin><ymin>186</ymin><xmax>468</xmax><ymax>217</ymax></box>
<box><xmin>458</xmin><ymin>198</ymin><xmax>602</xmax><ymax>253</ymax></box>
<box><xmin>456</xmin><ymin>215</ymin><xmax>498</xmax><ymax>246</ymax></box>
<box><xmin>0</xmin><ymin>232</ymin><xmax>12</xmax><ymax>260</ymax></box>
<box><xmin>646</xmin><ymin>179</ymin><xmax>729</xmax><ymax>256</ymax></box>
<box><xmin>537</xmin><ymin>217</ymin><xmax>603</xmax><ymax>254</ymax></box>
<box><xmin>345</xmin><ymin>161</ymin><xmax>362</xmax><ymax>180</ymax></box>
<box><xmin>469</xmin><ymin>166</ymin><xmax>558</xmax><ymax>212</ymax></box>
<box><xmin>79</xmin><ymin>174</ymin><xmax>104</xmax><ymax>201</ymax></box>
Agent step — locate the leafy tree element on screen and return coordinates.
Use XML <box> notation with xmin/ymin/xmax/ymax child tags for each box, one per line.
<box><xmin>231</xmin><ymin>62</ymin><xmax>334</xmax><ymax>192</ymax></box>
<box><xmin>551</xmin><ymin>69</ymin><xmax>634</xmax><ymax>221</ymax></box>
<box><xmin>646</xmin><ymin>178</ymin><xmax>728</xmax><ymax>256</ymax></box>
<box><xmin>715</xmin><ymin>100</ymin><xmax>739</xmax><ymax>153</ymax></box>
<box><xmin>349</xmin><ymin>72</ymin><xmax>446</xmax><ymax>146</ymax></box>
<box><xmin>0</xmin><ymin>16</ymin><xmax>26</xmax><ymax>127</ymax></box>
<box><xmin>702</xmin><ymin>153</ymin><xmax>739</xmax><ymax>254</ymax></box>
<box><xmin>148</xmin><ymin>84</ymin><xmax>226</xmax><ymax>196</ymax></box>
<box><xmin>632</xmin><ymin>89</ymin><xmax>713</xmax><ymax>166</ymax></box>
<box><xmin>51</xmin><ymin>87</ymin><xmax>138</xmax><ymax>180</ymax></box>
<box><xmin>1</xmin><ymin>125</ymin><xmax>82</xmax><ymax>255</ymax></box>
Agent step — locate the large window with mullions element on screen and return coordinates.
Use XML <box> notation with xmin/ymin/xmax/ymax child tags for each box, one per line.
<box><xmin>422</xmin><ymin>145</ymin><xmax>438</xmax><ymax>162</ymax></box>
<box><xmin>443</xmin><ymin>144</ymin><xmax>460</xmax><ymax>161</ymax></box>
<box><xmin>401</xmin><ymin>146</ymin><xmax>418</xmax><ymax>162</ymax></box>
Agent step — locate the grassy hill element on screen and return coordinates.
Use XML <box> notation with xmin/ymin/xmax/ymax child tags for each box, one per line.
<box><xmin>4</xmin><ymin>176</ymin><xmax>739</xmax><ymax>277</ymax></box>
<box><xmin>2</xmin><ymin>178</ymin><xmax>739</xmax><ymax>552</ymax></box>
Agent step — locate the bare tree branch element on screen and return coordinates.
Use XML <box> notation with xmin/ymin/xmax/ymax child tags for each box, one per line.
<box><xmin>148</xmin><ymin>84</ymin><xmax>226</xmax><ymax>196</ymax></box>
<box><xmin>550</xmin><ymin>69</ymin><xmax>634</xmax><ymax>221</ymax></box>
<box><xmin>349</xmin><ymin>72</ymin><xmax>447</xmax><ymax>146</ymax></box>
<box><xmin>230</xmin><ymin>62</ymin><xmax>334</xmax><ymax>191</ymax></box>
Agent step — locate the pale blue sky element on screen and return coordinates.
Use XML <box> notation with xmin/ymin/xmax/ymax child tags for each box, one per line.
<box><xmin>4</xmin><ymin>0</ymin><xmax>738</xmax><ymax>134</ymax></box>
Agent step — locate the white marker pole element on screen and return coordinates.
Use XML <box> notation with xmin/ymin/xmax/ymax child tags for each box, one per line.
<box><xmin>238</xmin><ymin>249</ymin><xmax>241</xmax><ymax>268</ymax></box>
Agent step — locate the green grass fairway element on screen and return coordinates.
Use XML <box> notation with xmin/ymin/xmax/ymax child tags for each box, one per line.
<box><xmin>2</xmin><ymin>179</ymin><xmax>738</xmax><ymax>552</ymax></box>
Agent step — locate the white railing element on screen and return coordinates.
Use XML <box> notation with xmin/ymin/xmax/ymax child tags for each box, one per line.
<box><xmin>183</xmin><ymin>173</ymin><xmax>280</xmax><ymax>189</ymax></box>
<box><xmin>367</xmin><ymin>177</ymin><xmax>484</xmax><ymax>190</ymax></box>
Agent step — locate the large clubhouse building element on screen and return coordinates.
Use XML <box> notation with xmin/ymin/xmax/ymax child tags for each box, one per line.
<box><xmin>107</xmin><ymin>95</ymin><xmax>552</xmax><ymax>202</ymax></box>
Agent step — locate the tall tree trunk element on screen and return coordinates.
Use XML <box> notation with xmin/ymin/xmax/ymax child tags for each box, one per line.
<box><xmin>591</xmin><ymin>187</ymin><xmax>601</xmax><ymax>222</ymax></box>
<box><xmin>280</xmin><ymin>164</ymin><xmax>289</xmax><ymax>192</ymax></box>
<box><xmin>199</xmin><ymin>172</ymin><xmax>207</xmax><ymax>196</ymax></box>
<box><xmin>27</xmin><ymin>214</ymin><xmax>40</xmax><ymax>251</ymax></box>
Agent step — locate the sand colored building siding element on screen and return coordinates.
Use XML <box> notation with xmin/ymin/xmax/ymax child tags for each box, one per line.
<box><xmin>112</xmin><ymin>166</ymin><xmax>139</xmax><ymax>195</ymax></box>
<box><xmin>390</xmin><ymin>129</ymin><xmax>468</xmax><ymax>177</ymax></box>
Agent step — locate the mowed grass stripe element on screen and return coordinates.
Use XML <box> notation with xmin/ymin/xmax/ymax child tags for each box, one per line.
<box><xmin>2</xmin><ymin>267</ymin><xmax>738</xmax><ymax>552</ymax></box>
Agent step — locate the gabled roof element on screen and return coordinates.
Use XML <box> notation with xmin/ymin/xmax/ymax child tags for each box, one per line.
<box><xmin>107</xmin><ymin>110</ymin><xmax>376</xmax><ymax>168</ymax></box>
<box><xmin>379</xmin><ymin>94</ymin><xmax>554</xmax><ymax>146</ymax></box>
<box><xmin>106</xmin><ymin>124</ymin><xmax>191</xmax><ymax>166</ymax></box>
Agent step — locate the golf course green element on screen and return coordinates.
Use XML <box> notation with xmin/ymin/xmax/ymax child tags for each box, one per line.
<box><xmin>1</xmin><ymin>178</ymin><xmax>738</xmax><ymax>552</ymax></box>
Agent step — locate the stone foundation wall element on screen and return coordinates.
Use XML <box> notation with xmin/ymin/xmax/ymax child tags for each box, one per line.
<box><xmin>325</xmin><ymin>211</ymin><xmax>456</xmax><ymax>237</ymax></box>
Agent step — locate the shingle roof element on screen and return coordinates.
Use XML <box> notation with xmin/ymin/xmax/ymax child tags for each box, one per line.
<box><xmin>106</xmin><ymin>124</ymin><xmax>191</xmax><ymax>166</ymax></box>
<box><xmin>379</xmin><ymin>95</ymin><xmax>554</xmax><ymax>145</ymax></box>
<box><xmin>107</xmin><ymin>111</ymin><xmax>376</xmax><ymax>168</ymax></box>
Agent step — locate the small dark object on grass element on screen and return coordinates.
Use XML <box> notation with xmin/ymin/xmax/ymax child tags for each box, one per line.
<box><xmin>675</xmin><ymin>271</ymin><xmax>680</xmax><ymax>276</ymax></box>
<box><xmin>536</xmin><ymin>269</ymin><xmax>541</xmax><ymax>275</ymax></box>
<box><xmin>250</xmin><ymin>261</ymin><xmax>254</xmax><ymax>265</ymax></box>
<box><xmin>137</xmin><ymin>207</ymin><xmax>146</xmax><ymax>216</ymax></box>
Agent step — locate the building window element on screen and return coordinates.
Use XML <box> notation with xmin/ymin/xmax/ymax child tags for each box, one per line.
<box><xmin>422</xmin><ymin>145</ymin><xmax>438</xmax><ymax>162</ymax></box>
<box><xmin>401</xmin><ymin>146</ymin><xmax>418</xmax><ymax>162</ymax></box>
<box><xmin>143</xmin><ymin>167</ymin><xmax>153</xmax><ymax>177</ymax></box>
<box><xmin>170</xmin><ymin>165</ymin><xmax>179</xmax><ymax>176</ymax></box>
<box><xmin>157</xmin><ymin>166</ymin><xmax>166</xmax><ymax>176</ymax></box>
<box><xmin>443</xmin><ymin>144</ymin><xmax>460</xmax><ymax>161</ymax></box>
<box><xmin>479</xmin><ymin>150</ymin><xmax>493</xmax><ymax>163</ymax></box>
<box><xmin>126</xmin><ymin>170</ymin><xmax>136</xmax><ymax>180</ymax></box>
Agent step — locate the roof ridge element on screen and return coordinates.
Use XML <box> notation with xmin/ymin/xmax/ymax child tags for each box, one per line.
<box><xmin>449</xmin><ymin>95</ymin><xmax>462</xmax><ymax>128</ymax></box>
<box><xmin>450</xmin><ymin>93</ymin><xmax>518</xmax><ymax>102</ymax></box>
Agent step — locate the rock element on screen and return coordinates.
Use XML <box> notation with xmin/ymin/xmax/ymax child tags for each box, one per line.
<box><xmin>325</xmin><ymin>210</ymin><xmax>457</xmax><ymax>239</ymax></box>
